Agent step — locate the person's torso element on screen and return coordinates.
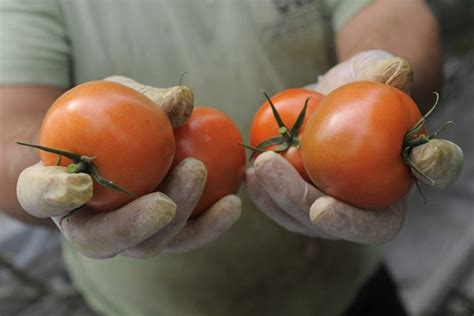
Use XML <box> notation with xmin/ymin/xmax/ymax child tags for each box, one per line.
<box><xmin>59</xmin><ymin>1</ymin><xmax>380</xmax><ymax>315</ymax></box>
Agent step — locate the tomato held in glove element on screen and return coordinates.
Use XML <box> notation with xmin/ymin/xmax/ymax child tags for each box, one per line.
<box><xmin>249</xmin><ymin>88</ymin><xmax>323</xmax><ymax>182</ymax></box>
<box><xmin>39</xmin><ymin>81</ymin><xmax>175</xmax><ymax>211</ymax></box>
<box><xmin>301</xmin><ymin>81</ymin><xmax>423</xmax><ymax>209</ymax></box>
<box><xmin>173</xmin><ymin>107</ymin><xmax>246</xmax><ymax>217</ymax></box>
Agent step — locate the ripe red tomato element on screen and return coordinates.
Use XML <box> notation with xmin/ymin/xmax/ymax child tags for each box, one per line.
<box><xmin>40</xmin><ymin>81</ymin><xmax>175</xmax><ymax>211</ymax></box>
<box><xmin>250</xmin><ymin>88</ymin><xmax>323</xmax><ymax>181</ymax></box>
<box><xmin>301</xmin><ymin>81</ymin><xmax>423</xmax><ymax>209</ymax></box>
<box><xmin>173</xmin><ymin>107</ymin><xmax>246</xmax><ymax>217</ymax></box>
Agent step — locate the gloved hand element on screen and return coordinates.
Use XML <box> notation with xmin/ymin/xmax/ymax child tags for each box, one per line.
<box><xmin>245</xmin><ymin>50</ymin><xmax>448</xmax><ymax>244</ymax></box>
<box><xmin>246</xmin><ymin>151</ymin><xmax>405</xmax><ymax>243</ymax></box>
<box><xmin>16</xmin><ymin>77</ymin><xmax>241</xmax><ymax>259</ymax></box>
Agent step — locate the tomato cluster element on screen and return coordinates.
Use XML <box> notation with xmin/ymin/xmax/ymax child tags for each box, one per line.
<box><xmin>37</xmin><ymin>81</ymin><xmax>245</xmax><ymax>216</ymax></box>
<box><xmin>250</xmin><ymin>82</ymin><xmax>423</xmax><ymax>209</ymax></box>
<box><xmin>33</xmin><ymin>78</ymin><xmax>424</xmax><ymax>215</ymax></box>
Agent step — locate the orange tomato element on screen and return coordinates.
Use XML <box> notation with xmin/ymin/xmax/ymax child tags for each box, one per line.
<box><xmin>250</xmin><ymin>88</ymin><xmax>323</xmax><ymax>181</ymax></box>
<box><xmin>301</xmin><ymin>81</ymin><xmax>422</xmax><ymax>209</ymax></box>
<box><xmin>40</xmin><ymin>81</ymin><xmax>175</xmax><ymax>211</ymax></box>
<box><xmin>173</xmin><ymin>107</ymin><xmax>246</xmax><ymax>217</ymax></box>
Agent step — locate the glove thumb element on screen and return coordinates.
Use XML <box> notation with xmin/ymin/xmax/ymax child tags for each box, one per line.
<box><xmin>308</xmin><ymin>49</ymin><xmax>412</xmax><ymax>94</ymax></box>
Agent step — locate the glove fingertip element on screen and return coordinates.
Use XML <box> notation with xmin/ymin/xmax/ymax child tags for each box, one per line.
<box><xmin>177</xmin><ymin>157</ymin><xmax>208</xmax><ymax>179</ymax></box>
<box><xmin>150</xmin><ymin>192</ymin><xmax>177</xmax><ymax>224</ymax></box>
<box><xmin>309</xmin><ymin>196</ymin><xmax>337</xmax><ymax>224</ymax></box>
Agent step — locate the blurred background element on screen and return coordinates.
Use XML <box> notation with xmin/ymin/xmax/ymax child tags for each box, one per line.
<box><xmin>1</xmin><ymin>1</ymin><xmax>473</xmax><ymax>315</ymax></box>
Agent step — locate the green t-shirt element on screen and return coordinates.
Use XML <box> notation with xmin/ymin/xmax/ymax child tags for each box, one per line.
<box><xmin>1</xmin><ymin>0</ymin><xmax>380</xmax><ymax>315</ymax></box>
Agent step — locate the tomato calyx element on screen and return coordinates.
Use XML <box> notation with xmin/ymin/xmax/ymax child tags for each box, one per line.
<box><xmin>401</xmin><ymin>92</ymin><xmax>454</xmax><ymax>201</ymax></box>
<box><xmin>242</xmin><ymin>92</ymin><xmax>311</xmax><ymax>161</ymax></box>
<box><xmin>17</xmin><ymin>142</ymin><xmax>137</xmax><ymax>197</ymax></box>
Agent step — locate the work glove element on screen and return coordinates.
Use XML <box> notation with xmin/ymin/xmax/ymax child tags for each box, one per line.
<box><xmin>245</xmin><ymin>50</ymin><xmax>463</xmax><ymax>244</ymax></box>
<box><xmin>16</xmin><ymin>77</ymin><xmax>241</xmax><ymax>259</ymax></box>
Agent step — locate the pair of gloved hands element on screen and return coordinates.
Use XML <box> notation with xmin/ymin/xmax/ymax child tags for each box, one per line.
<box><xmin>17</xmin><ymin>50</ymin><xmax>415</xmax><ymax>259</ymax></box>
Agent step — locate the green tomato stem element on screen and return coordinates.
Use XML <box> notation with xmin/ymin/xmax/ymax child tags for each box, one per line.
<box><xmin>243</xmin><ymin>92</ymin><xmax>310</xmax><ymax>163</ymax></box>
<box><xmin>17</xmin><ymin>141</ymin><xmax>136</xmax><ymax>197</ymax></box>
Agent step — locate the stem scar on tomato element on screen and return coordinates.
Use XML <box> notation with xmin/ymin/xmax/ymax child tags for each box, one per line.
<box><xmin>16</xmin><ymin>142</ymin><xmax>137</xmax><ymax>198</ymax></box>
<box><xmin>401</xmin><ymin>92</ymin><xmax>454</xmax><ymax>203</ymax></box>
<box><xmin>241</xmin><ymin>91</ymin><xmax>311</xmax><ymax>162</ymax></box>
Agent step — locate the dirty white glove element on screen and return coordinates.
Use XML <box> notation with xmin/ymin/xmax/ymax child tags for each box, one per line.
<box><xmin>246</xmin><ymin>50</ymin><xmax>417</xmax><ymax>244</ymax></box>
<box><xmin>307</xmin><ymin>49</ymin><xmax>412</xmax><ymax>94</ymax></box>
<box><xmin>16</xmin><ymin>77</ymin><xmax>241</xmax><ymax>259</ymax></box>
<box><xmin>246</xmin><ymin>151</ymin><xmax>405</xmax><ymax>243</ymax></box>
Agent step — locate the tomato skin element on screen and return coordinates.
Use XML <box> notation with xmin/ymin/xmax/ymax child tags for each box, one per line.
<box><xmin>40</xmin><ymin>81</ymin><xmax>175</xmax><ymax>211</ymax></box>
<box><xmin>301</xmin><ymin>81</ymin><xmax>422</xmax><ymax>209</ymax></box>
<box><xmin>173</xmin><ymin>107</ymin><xmax>246</xmax><ymax>217</ymax></box>
<box><xmin>250</xmin><ymin>88</ymin><xmax>324</xmax><ymax>181</ymax></box>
